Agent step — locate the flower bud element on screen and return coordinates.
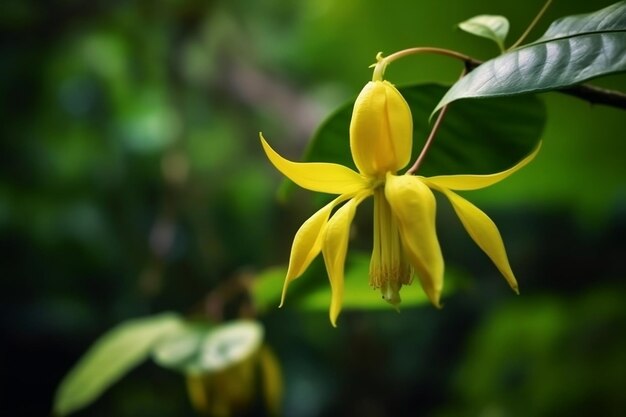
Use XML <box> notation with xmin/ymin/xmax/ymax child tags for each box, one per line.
<box><xmin>349</xmin><ymin>81</ymin><xmax>413</xmax><ymax>177</ymax></box>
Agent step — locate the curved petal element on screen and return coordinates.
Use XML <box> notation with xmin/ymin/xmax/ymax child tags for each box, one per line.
<box><xmin>434</xmin><ymin>187</ymin><xmax>519</xmax><ymax>292</ymax></box>
<box><xmin>281</xmin><ymin>194</ymin><xmax>352</xmax><ymax>306</ymax></box>
<box><xmin>260</xmin><ymin>133</ymin><xmax>369</xmax><ymax>194</ymax></box>
<box><xmin>384</xmin><ymin>173</ymin><xmax>444</xmax><ymax>307</ymax></box>
<box><xmin>322</xmin><ymin>191</ymin><xmax>371</xmax><ymax>326</ymax></box>
<box><xmin>426</xmin><ymin>142</ymin><xmax>541</xmax><ymax>190</ymax></box>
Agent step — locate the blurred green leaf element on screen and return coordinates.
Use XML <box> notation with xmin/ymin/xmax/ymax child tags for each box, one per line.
<box><xmin>458</xmin><ymin>15</ymin><xmax>509</xmax><ymax>51</ymax></box>
<box><xmin>253</xmin><ymin>253</ymin><xmax>459</xmax><ymax>313</ymax></box>
<box><xmin>280</xmin><ymin>83</ymin><xmax>544</xmax><ymax>201</ymax></box>
<box><xmin>152</xmin><ymin>320</ymin><xmax>264</xmax><ymax>375</ymax></box>
<box><xmin>151</xmin><ymin>324</ymin><xmax>211</xmax><ymax>374</ymax></box>
<box><xmin>253</xmin><ymin>266</ymin><xmax>287</xmax><ymax>312</ymax></box>
<box><xmin>297</xmin><ymin>252</ymin><xmax>433</xmax><ymax>310</ymax></box>
<box><xmin>53</xmin><ymin>313</ymin><xmax>185</xmax><ymax>416</ymax></box>
<box><xmin>435</xmin><ymin>1</ymin><xmax>626</xmax><ymax>112</ymax></box>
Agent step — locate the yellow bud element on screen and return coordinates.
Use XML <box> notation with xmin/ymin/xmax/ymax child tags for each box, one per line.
<box><xmin>349</xmin><ymin>81</ymin><xmax>413</xmax><ymax>177</ymax></box>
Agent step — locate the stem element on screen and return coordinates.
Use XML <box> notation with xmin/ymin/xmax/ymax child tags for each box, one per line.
<box><xmin>509</xmin><ymin>0</ymin><xmax>553</xmax><ymax>50</ymax></box>
<box><xmin>406</xmin><ymin>68</ymin><xmax>468</xmax><ymax>175</ymax></box>
<box><xmin>561</xmin><ymin>84</ymin><xmax>626</xmax><ymax>109</ymax></box>
<box><xmin>406</xmin><ymin>103</ymin><xmax>450</xmax><ymax>175</ymax></box>
<box><xmin>373</xmin><ymin>47</ymin><xmax>479</xmax><ymax>81</ymax></box>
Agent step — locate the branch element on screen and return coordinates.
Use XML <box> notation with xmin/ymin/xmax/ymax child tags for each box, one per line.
<box><xmin>464</xmin><ymin>60</ymin><xmax>626</xmax><ymax>110</ymax></box>
<box><xmin>560</xmin><ymin>84</ymin><xmax>626</xmax><ymax>109</ymax></box>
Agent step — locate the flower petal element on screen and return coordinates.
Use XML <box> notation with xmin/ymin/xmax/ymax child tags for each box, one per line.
<box><xmin>260</xmin><ymin>133</ymin><xmax>369</xmax><ymax>194</ymax></box>
<box><xmin>322</xmin><ymin>191</ymin><xmax>371</xmax><ymax>326</ymax></box>
<box><xmin>281</xmin><ymin>194</ymin><xmax>351</xmax><ymax>306</ymax></box>
<box><xmin>384</xmin><ymin>173</ymin><xmax>444</xmax><ymax>307</ymax></box>
<box><xmin>434</xmin><ymin>187</ymin><xmax>519</xmax><ymax>292</ymax></box>
<box><xmin>350</xmin><ymin>81</ymin><xmax>413</xmax><ymax>176</ymax></box>
<box><xmin>425</xmin><ymin>142</ymin><xmax>541</xmax><ymax>190</ymax></box>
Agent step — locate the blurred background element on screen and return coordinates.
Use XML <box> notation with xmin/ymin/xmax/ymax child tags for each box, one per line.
<box><xmin>1</xmin><ymin>0</ymin><xmax>625</xmax><ymax>416</ymax></box>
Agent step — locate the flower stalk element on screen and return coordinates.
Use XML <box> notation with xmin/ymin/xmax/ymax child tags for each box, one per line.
<box><xmin>372</xmin><ymin>47</ymin><xmax>477</xmax><ymax>81</ymax></box>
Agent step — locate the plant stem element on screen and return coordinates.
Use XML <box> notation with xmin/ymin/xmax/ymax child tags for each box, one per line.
<box><xmin>406</xmin><ymin>103</ymin><xmax>450</xmax><ymax>175</ymax></box>
<box><xmin>406</xmin><ymin>68</ymin><xmax>469</xmax><ymax>175</ymax></box>
<box><xmin>509</xmin><ymin>0</ymin><xmax>553</xmax><ymax>50</ymax></box>
<box><xmin>561</xmin><ymin>84</ymin><xmax>626</xmax><ymax>109</ymax></box>
<box><xmin>372</xmin><ymin>47</ymin><xmax>479</xmax><ymax>81</ymax></box>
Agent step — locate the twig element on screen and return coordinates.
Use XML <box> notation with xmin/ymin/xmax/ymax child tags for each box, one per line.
<box><xmin>560</xmin><ymin>84</ymin><xmax>626</xmax><ymax>109</ymax></box>
<box><xmin>406</xmin><ymin>68</ymin><xmax>468</xmax><ymax>175</ymax></box>
<box><xmin>509</xmin><ymin>0</ymin><xmax>553</xmax><ymax>50</ymax></box>
<box><xmin>373</xmin><ymin>48</ymin><xmax>478</xmax><ymax>81</ymax></box>
<box><xmin>375</xmin><ymin>48</ymin><xmax>626</xmax><ymax>110</ymax></box>
<box><xmin>406</xmin><ymin>103</ymin><xmax>450</xmax><ymax>175</ymax></box>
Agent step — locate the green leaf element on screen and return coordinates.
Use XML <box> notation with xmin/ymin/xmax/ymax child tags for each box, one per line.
<box><xmin>434</xmin><ymin>1</ymin><xmax>626</xmax><ymax>113</ymax></box>
<box><xmin>535</xmin><ymin>1</ymin><xmax>626</xmax><ymax>42</ymax></box>
<box><xmin>152</xmin><ymin>320</ymin><xmax>264</xmax><ymax>374</ymax></box>
<box><xmin>253</xmin><ymin>253</ymin><xmax>461</xmax><ymax>312</ymax></box>
<box><xmin>53</xmin><ymin>313</ymin><xmax>185</xmax><ymax>416</ymax></box>
<box><xmin>298</xmin><ymin>253</ymin><xmax>434</xmax><ymax>310</ymax></box>
<box><xmin>281</xmin><ymin>84</ymin><xmax>544</xmax><ymax>186</ymax></box>
<box><xmin>253</xmin><ymin>266</ymin><xmax>287</xmax><ymax>311</ymax></box>
<box><xmin>458</xmin><ymin>15</ymin><xmax>509</xmax><ymax>51</ymax></box>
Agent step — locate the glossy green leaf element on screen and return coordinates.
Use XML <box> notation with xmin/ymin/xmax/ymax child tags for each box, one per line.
<box><xmin>54</xmin><ymin>313</ymin><xmax>185</xmax><ymax>416</ymax></box>
<box><xmin>535</xmin><ymin>1</ymin><xmax>626</xmax><ymax>42</ymax></box>
<box><xmin>279</xmin><ymin>83</ymin><xmax>544</xmax><ymax>193</ymax></box>
<box><xmin>434</xmin><ymin>1</ymin><xmax>626</xmax><ymax>113</ymax></box>
<box><xmin>458</xmin><ymin>15</ymin><xmax>509</xmax><ymax>51</ymax></box>
<box><xmin>152</xmin><ymin>320</ymin><xmax>264</xmax><ymax>374</ymax></box>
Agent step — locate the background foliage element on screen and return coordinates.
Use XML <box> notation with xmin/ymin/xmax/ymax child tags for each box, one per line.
<box><xmin>1</xmin><ymin>0</ymin><xmax>625</xmax><ymax>416</ymax></box>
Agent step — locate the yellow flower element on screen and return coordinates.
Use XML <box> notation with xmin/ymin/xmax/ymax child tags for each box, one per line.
<box><xmin>261</xmin><ymin>80</ymin><xmax>539</xmax><ymax>326</ymax></box>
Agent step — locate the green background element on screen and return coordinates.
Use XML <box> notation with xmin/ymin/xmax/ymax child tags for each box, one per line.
<box><xmin>1</xmin><ymin>0</ymin><xmax>625</xmax><ymax>416</ymax></box>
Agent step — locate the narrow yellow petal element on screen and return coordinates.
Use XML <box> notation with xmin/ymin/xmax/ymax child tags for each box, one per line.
<box><xmin>350</xmin><ymin>81</ymin><xmax>412</xmax><ymax>176</ymax></box>
<box><xmin>426</xmin><ymin>142</ymin><xmax>541</xmax><ymax>190</ymax></box>
<box><xmin>384</xmin><ymin>173</ymin><xmax>444</xmax><ymax>307</ymax></box>
<box><xmin>322</xmin><ymin>191</ymin><xmax>371</xmax><ymax>326</ymax></box>
<box><xmin>260</xmin><ymin>133</ymin><xmax>369</xmax><ymax>194</ymax></box>
<box><xmin>433</xmin><ymin>187</ymin><xmax>519</xmax><ymax>292</ymax></box>
<box><xmin>281</xmin><ymin>194</ymin><xmax>351</xmax><ymax>306</ymax></box>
